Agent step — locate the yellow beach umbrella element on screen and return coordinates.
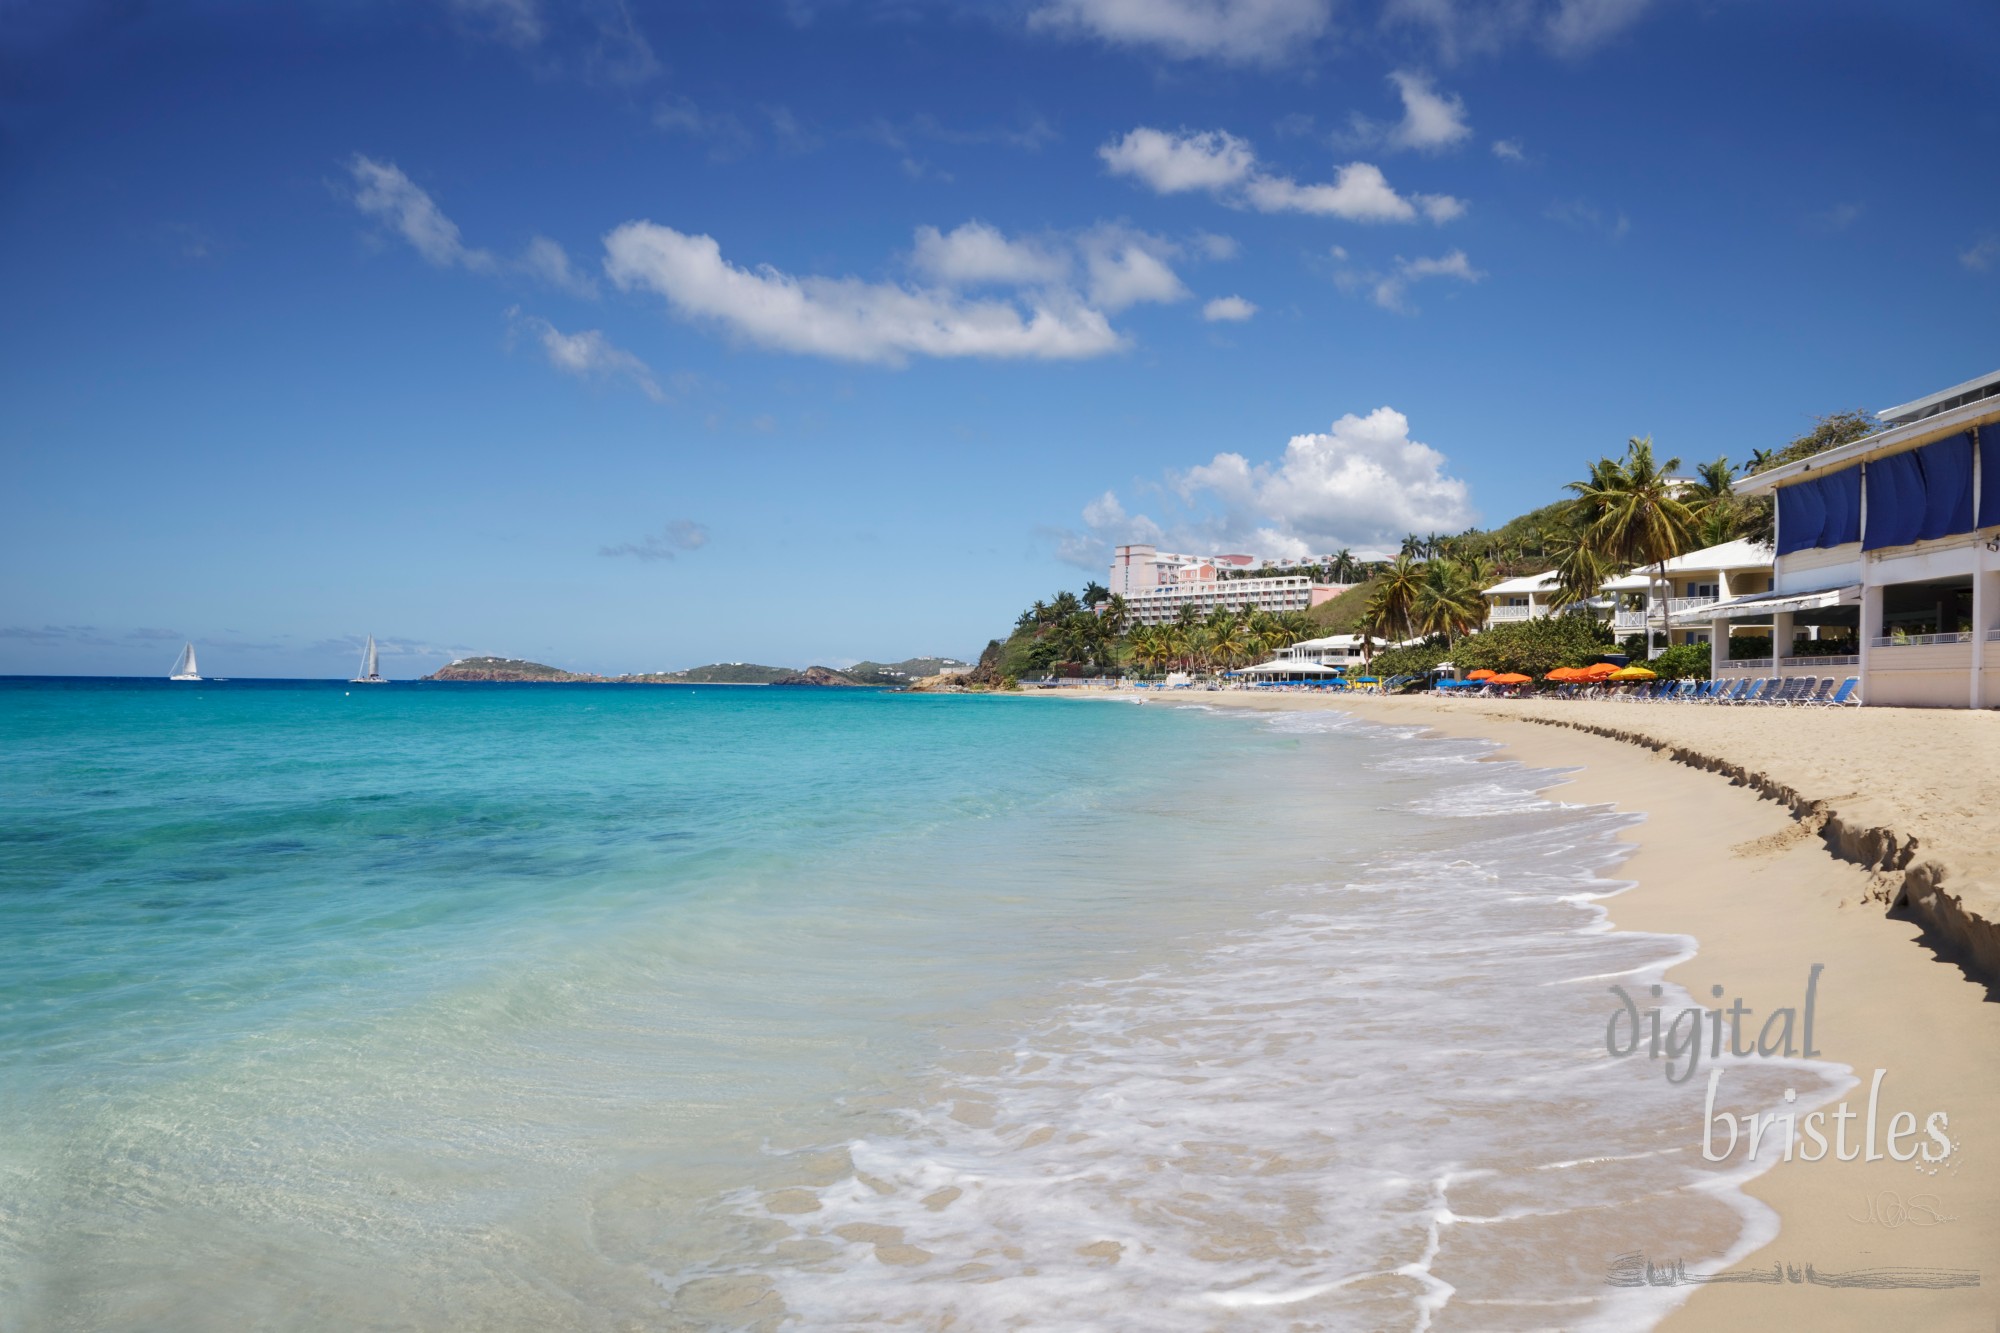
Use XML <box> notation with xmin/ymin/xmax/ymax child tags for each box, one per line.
<box><xmin>1609</xmin><ymin>666</ymin><xmax>1657</xmax><ymax>681</ymax></box>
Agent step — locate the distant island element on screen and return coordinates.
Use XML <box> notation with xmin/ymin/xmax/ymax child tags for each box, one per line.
<box><xmin>420</xmin><ymin>656</ymin><xmax>967</xmax><ymax>686</ymax></box>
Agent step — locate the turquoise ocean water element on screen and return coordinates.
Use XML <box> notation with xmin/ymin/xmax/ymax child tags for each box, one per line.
<box><xmin>0</xmin><ymin>682</ymin><xmax>1830</xmax><ymax>1330</ymax></box>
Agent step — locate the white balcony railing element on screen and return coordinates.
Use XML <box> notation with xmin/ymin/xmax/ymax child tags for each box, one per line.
<box><xmin>1666</xmin><ymin>595</ymin><xmax>1719</xmax><ymax>615</ymax></box>
<box><xmin>1612</xmin><ymin>610</ymin><xmax>1650</xmax><ymax>631</ymax></box>
<box><xmin>1723</xmin><ymin>658</ymin><xmax>1774</xmax><ymax>671</ymax></box>
<box><xmin>1487</xmin><ymin>605</ymin><xmax>1536</xmax><ymax>622</ymax></box>
<box><xmin>1871</xmin><ymin>632</ymin><xmax>1974</xmax><ymax>648</ymax></box>
<box><xmin>1781</xmin><ymin>654</ymin><xmax>1859</xmax><ymax>668</ymax></box>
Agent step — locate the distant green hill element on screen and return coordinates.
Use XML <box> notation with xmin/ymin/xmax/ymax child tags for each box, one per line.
<box><xmin>843</xmin><ymin>656</ymin><xmax>970</xmax><ymax>685</ymax></box>
<box><xmin>636</xmin><ymin>663</ymin><xmax>796</xmax><ymax>684</ymax></box>
<box><xmin>424</xmin><ymin>657</ymin><xmax>601</xmax><ymax>682</ymax></box>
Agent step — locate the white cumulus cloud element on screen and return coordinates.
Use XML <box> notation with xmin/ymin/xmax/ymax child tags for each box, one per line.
<box><xmin>911</xmin><ymin>221</ymin><xmax>1072</xmax><ymax>287</ymax></box>
<box><xmin>1202</xmin><ymin>295</ymin><xmax>1257</xmax><ymax>321</ymax></box>
<box><xmin>603</xmin><ymin>222</ymin><xmax>1126</xmax><ymax>365</ymax></box>
<box><xmin>1383</xmin><ymin>71</ymin><xmax>1471</xmax><ymax>152</ymax></box>
<box><xmin>1101</xmin><ymin>127</ymin><xmax>1465</xmax><ymax>224</ymax></box>
<box><xmin>1098</xmin><ymin>127</ymin><xmax>1257</xmax><ymax>193</ymax></box>
<box><xmin>1080</xmin><ymin>227</ymin><xmax>1190</xmax><ymax>310</ymax></box>
<box><xmin>1071</xmin><ymin>407</ymin><xmax>1473</xmax><ymax>560</ymax></box>
<box><xmin>1028</xmin><ymin>0</ymin><xmax>1333</xmax><ymax>64</ymax></box>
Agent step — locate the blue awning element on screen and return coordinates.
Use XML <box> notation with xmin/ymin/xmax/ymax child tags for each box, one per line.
<box><xmin>1982</xmin><ymin>425</ymin><xmax>2000</xmax><ymax>529</ymax></box>
<box><xmin>1915</xmin><ymin>432</ymin><xmax>1975</xmax><ymax>541</ymax></box>
<box><xmin>1776</xmin><ymin>465</ymin><xmax>1860</xmax><ymax>554</ymax></box>
<box><xmin>1820</xmin><ymin>465</ymin><xmax>1861</xmax><ymax>546</ymax></box>
<box><xmin>1777</xmin><ymin>476</ymin><xmax>1826</xmax><ymax>554</ymax></box>
<box><xmin>1864</xmin><ymin>449</ymin><xmax>1925</xmax><ymax>550</ymax></box>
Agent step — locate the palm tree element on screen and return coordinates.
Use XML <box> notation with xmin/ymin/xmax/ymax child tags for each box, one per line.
<box><xmin>1742</xmin><ymin>448</ymin><xmax>1775</xmax><ymax>476</ymax></box>
<box><xmin>1365</xmin><ymin>556</ymin><xmax>1425</xmax><ymax>644</ymax></box>
<box><xmin>1332</xmin><ymin>548</ymin><xmax>1357</xmax><ymax>582</ymax></box>
<box><xmin>1566</xmin><ymin>436</ymin><xmax>1698</xmax><ymax>654</ymax></box>
<box><xmin>1413</xmin><ymin>560</ymin><xmax>1486</xmax><ymax>646</ymax></box>
<box><xmin>1208</xmin><ymin>619</ymin><xmax>1248</xmax><ymax>671</ymax></box>
<box><xmin>1101</xmin><ymin>594</ymin><xmax>1130</xmax><ymax>636</ymax></box>
<box><xmin>1544</xmin><ymin>525</ymin><xmax>1613</xmax><ymax>613</ymax></box>
<box><xmin>1050</xmin><ymin>590</ymin><xmax>1082</xmax><ymax>619</ymax></box>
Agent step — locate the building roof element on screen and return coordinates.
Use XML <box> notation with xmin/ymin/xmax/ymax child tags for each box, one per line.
<box><xmin>1740</xmin><ymin>372</ymin><xmax>2000</xmax><ymax>495</ymax></box>
<box><xmin>1482</xmin><ymin>571</ymin><xmax>1560</xmax><ymax>596</ymax></box>
<box><xmin>1598</xmin><ymin>538</ymin><xmax>1774</xmax><ymax>589</ymax></box>
<box><xmin>1288</xmin><ymin>634</ymin><xmax>1370</xmax><ymax>649</ymax></box>
<box><xmin>1880</xmin><ymin>367</ymin><xmax>2000</xmax><ymax>426</ymax></box>
<box><xmin>1669</xmin><ymin>582</ymin><xmax>1860</xmax><ymax>625</ymax></box>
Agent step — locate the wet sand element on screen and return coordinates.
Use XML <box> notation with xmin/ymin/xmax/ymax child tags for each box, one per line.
<box><xmin>1059</xmin><ymin>687</ymin><xmax>2000</xmax><ymax>1331</ymax></box>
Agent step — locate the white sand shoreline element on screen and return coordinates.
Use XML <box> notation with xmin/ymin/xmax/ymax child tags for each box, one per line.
<box><xmin>1041</xmin><ymin>687</ymin><xmax>2000</xmax><ymax>1330</ymax></box>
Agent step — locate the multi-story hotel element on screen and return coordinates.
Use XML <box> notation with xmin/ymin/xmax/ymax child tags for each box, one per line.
<box><xmin>1720</xmin><ymin>367</ymin><xmax>2000</xmax><ymax>706</ymax></box>
<box><xmin>1108</xmin><ymin>544</ymin><xmax>1352</xmax><ymax>626</ymax></box>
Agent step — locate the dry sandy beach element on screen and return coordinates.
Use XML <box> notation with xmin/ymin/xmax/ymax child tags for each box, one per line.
<box><xmin>1063</xmin><ymin>686</ymin><xmax>2000</xmax><ymax>1331</ymax></box>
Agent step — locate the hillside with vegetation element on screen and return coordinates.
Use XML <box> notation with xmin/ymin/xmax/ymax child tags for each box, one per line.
<box><xmin>984</xmin><ymin>410</ymin><xmax>1876</xmax><ymax>684</ymax></box>
<box><xmin>424</xmin><ymin>657</ymin><xmax>603</xmax><ymax>682</ymax></box>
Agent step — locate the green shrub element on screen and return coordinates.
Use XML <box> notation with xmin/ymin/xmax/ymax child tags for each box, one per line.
<box><xmin>1648</xmin><ymin>643</ymin><xmax>1711</xmax><ymax>679</ymax></box>
<box><xmin>1727</xmin><ymin>634</ymin><xmax>1773</xmax><ymax>661</ymax></box>
<box><xmin>1452</xmin><ymin>613</ymin><xmax>1616</xmax><ymax>678</ymax></box>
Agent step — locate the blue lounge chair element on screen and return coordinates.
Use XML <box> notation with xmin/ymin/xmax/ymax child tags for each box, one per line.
<box><xmin>1817</xmin><ymin>677</ymin><xmax>1861</xmax><ymax>707</ymax></box>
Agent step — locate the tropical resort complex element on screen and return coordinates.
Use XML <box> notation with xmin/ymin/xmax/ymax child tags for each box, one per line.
<box><xmin>990</xmin><ymin>368</ymin><xmax>2000</xmax><ymax>710</ymax></box>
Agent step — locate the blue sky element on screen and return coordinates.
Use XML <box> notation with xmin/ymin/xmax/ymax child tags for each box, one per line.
<box><xmin>5</xmin><ymin>0</ymin><xmax>1998</xmax><ymax>677</ymax></box>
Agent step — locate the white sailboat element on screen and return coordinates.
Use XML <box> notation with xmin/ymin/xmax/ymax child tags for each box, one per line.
<box><xmin>169</xmin><ymin>642</ymin><xmax>201</xmax><ymax>681</ymax></box>
<box><xmin>351</xmin><ymin>635</ymin><xmax>387</xmax><ymax>684</ymax></box>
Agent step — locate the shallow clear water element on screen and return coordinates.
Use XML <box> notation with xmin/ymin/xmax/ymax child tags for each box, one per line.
<box><xmin>0</xmin><ymin>682</ymin><xmax>1834</xmax><ymax>1330</ymax></box>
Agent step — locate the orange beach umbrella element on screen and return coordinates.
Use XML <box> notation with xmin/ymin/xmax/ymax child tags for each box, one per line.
<box><xmin>1467</xmin><ymin>668</ymin><xmax>1497</xmax><ymax>680</ymax></box>
<box><xmin>1544</xmin><ymin>667</ymin><xmax>1582</xmax><ymax>681</ymax></box>
<box><xmin>1581</xmin><ymin>662</ymin><xmax>1621</xmax><ymax>678</ymax></box>
<box><xmin>1490</xmin><ymin>672</ymin><xmax>1533</xmax><ymax>685</ymax></box>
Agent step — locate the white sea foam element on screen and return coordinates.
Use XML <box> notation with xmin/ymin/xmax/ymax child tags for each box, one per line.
<box><xmin>667</xmin><ymin>709</ymin><xmax>1850</xmax><ymax>1330</ymax></box>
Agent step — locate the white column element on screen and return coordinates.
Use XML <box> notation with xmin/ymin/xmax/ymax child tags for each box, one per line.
<box><xmin>1859</xmin><ymin>583</ymin><xmax>1882</xmax><ymax>703</ymax></box>
<box><xmin>1773</xmin><ymin>611</ymin><xmax>1795</xmax><ymax>670</ymax></box>
<box><xmin>1974</xmin><ymin>557</ymin><xmax>1991</xmax><ymax>709</ymax></box>
<box><xmin>1711</xmin><ymin>616</ymin><xmax>1727</xmax><ymax>676</ymax></box>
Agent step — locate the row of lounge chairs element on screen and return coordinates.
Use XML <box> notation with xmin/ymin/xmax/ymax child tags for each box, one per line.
<box><xmin>1584</xmin><ymin>675</ymin><xmax>1861</xmax><ymax>706</ymax></box>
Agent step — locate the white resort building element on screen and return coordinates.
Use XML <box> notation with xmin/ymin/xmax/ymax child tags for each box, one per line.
<box><xmin>1727</xmin><ymin>367</ymin><xmax>2000</xmax><ymax>707</ymax></box>
<box><xmin>1480</xmin><ymin>541</ymin><xmax>1777</xmax><ymax>648</ymax></box>
<box><xmin>1600</xmin><ymin>538</ymin><xmax>1775</xmax><ymax>651</ymax></box>
<box><xmin>1482</xmin><ymin>572</ymin><xmax>1564</xmax><ymax>628</ymax></box>
<box><xmin>1281</xmin><ymin>634</ymin><xmax>1376</xmax><ymax>668</ymax></box>
<box><xmin>1109</xmin><ymin>544</ymin><xmax>1352</xmax><ymax>627</ymax></box>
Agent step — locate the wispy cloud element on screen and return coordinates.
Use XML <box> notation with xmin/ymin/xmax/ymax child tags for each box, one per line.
<box><xmin>1545</xmin><ymin>196</ymin><xmax>1630</xmax><ymax>238</ymax></box>
<box><xmin>1962</xmin><ymin>236</ymin><xmax>2000</xmax><ymax>273</ymax></box>
<box><xmin>1491</xmin><ymin>138</ymin><xmax>1525</xmax><ymax>162</ymax></box>
<box><xmin>600</xmin><ymin>519</ymin><xmax>711</xmax><ymax>561</ymax></box>
<box><xmin>1384</xmin><ymin>0</ymin><xmax>1655</xmax><ymax>62</ymax></box>
<box><xmin>507</xmin><ymin>308</ymin><xmax>663</xmax><ymax>400</ymax></box>
<box><xmin>1027</xmin><ymin>0</ymin><xmax>1333</xmax><ymax>65</ymax></box>
<box><xmin>653</xmin><ymin>96</ymin><xmax>756</xmax><ymax>160</ymax></box>
<box><xmin>1101</xmin><ymin>126</ymin><xmax>1465</xmax><ymax>223</ymax></box>
<box><xmin>1202</xmin><ymin>294</ymin><xmax>1258</xmax><ymax>322</ymax></box>
<box><xmin>441</xmin><ymin>0</ymin><xmax>658</xmax><ymax>86</ymax></box>
<box><xmin>1350</xmin><ymin>249</ymin><xmax>1485</xmax><ymax>313</ymax></box>
<box><xmin>349</xmin><ymin>156</ymin><xmax>496</xmax><ymax>272</ymax></box>
<box><xmin>346</xmin><ymin>156</ymin><xmax>597</xmax><ymax>295</ymax></box>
